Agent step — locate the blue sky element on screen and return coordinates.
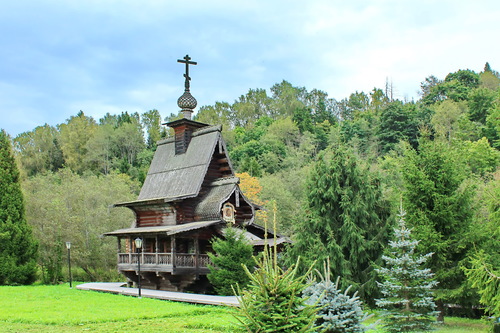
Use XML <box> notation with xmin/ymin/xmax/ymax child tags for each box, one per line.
<box><xmin>1</xmin><ymin>0</ymin><xmax>499</xmax><ymax>137</ymax></box>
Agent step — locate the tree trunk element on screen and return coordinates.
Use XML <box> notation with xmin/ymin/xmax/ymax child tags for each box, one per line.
<box><xmin>436</xmin><ymin>300</ymin><xmax>445</xmax><ymax>323</ymax></box>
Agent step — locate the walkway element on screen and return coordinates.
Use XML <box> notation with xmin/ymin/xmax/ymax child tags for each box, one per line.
<box><xmin>76</xmin><ymin>282</ymin><xmax>240</xmax><ymax>307</ymax></box>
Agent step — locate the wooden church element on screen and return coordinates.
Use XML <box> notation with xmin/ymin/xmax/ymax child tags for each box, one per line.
<box><xmin>104</xmin><ymin>55</ymin><xmax>283</xmax><ymax>292</ymax></box>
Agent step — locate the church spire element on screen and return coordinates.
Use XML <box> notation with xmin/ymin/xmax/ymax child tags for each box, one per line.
<box><xmin>177</xmin><ymin>54</ymin><xmax>198</xmax><ymax>119</ymax></box>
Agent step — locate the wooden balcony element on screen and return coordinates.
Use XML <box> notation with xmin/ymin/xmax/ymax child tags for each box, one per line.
<box><xmin>117</xmin><ymin>252</ymin><xmax>211</xmax><ymax>275</ymax></box>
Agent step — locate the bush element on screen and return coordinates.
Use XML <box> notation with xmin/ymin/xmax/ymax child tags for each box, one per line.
<box><xmin>303</xmin><ymin>261</ymin><xmax>371</xmax><ymax>333</ymax></box>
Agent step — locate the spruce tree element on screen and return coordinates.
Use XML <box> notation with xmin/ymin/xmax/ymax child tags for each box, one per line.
<box><xmin>376</xmin><ymin>207</ymin><xmax>438</xmax><ymax>333</ymax></box>
<box><xmin>287</xmin><ymin>144</ymin><xmax>391</xmax><ymax>301</ymax></box>
<box><xmin>401</xmin><ymin>138</ymin><xmax>474</xmax><ymax>320</ymax></box>
<box><xmin>207</xmin><ymin>226</ymin><xmax>254</xmax><ymax>295</ymax></box>
<box><xmin>303</xmin><ymin>260</ymin><xmax>371</xmax><ymax>333</ymax></box>
<box><xmin>0</xmin><ymin>130</ymin><xmax>38</xmax><ymax>285</ymax></box>
<box><xmin>236</xmin><ymin>244</ymin><xmax>317</xmax><ymax>332</ymax></box>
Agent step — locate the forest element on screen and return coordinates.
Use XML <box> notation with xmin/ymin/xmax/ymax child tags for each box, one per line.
<box><xmin>1</xmin><ymin>63</ymin><xmax>499</xmax><ymax>319</ymax></box>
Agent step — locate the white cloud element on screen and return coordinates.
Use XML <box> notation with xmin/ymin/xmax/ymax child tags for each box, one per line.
<box><xmin>1</xmin><ymin>0</ymin><xmax>499</xmax><ymax>136</ymax></box>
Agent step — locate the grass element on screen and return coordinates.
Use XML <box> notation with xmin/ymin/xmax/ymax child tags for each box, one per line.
<box><xmin>364</xmin><ymin>311</ymin><xmax>490</xmax><ymax>333</ymax></box>
<box><xmin>0</xmin><ymin>283</ymin><xmax>240</xmax><ymax>332</ymax></box>
<box><xmin>0</xmin><ymin>283</ymin><xmax>492</xmax><ymax>332</ymax></box>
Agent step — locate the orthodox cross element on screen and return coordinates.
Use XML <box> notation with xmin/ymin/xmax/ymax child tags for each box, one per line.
<box><xmin>177</xmin><ymin>54</ymin><xmax>197</xmax><ymax>91</ymax></box>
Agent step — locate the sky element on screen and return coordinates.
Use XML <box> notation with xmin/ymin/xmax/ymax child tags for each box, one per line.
<box><xmin>1</xmin><ymin>0</ymin><xmax>499</xmax><ymax>137</ymax></box>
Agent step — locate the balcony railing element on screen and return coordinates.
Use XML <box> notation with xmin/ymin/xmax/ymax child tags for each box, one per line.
<box><xmin>118</xmin><ymin>253</ymin><xmax>211</xmax><ymax>268</ymax></box>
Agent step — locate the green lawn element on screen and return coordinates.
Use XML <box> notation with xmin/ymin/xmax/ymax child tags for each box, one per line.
<box><xmin>0</xmin><ymin>284</ymin><xmax>491</xmax><ymax>332</ymax></box>
<box><xmin>0</xmin><ymin>284</ymin><xmax>240</xmax><ymax>332</ymax></box>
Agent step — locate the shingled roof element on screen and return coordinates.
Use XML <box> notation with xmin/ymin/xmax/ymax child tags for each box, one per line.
<box><xmin>194</xmin><ymin>177</ymin><xmax>247</xmax><ymax>221</ymax></box>
<box><xmin>115</xmin><ymin>125</ymin><xmax>229</xmax><ymax>207</ymax></box>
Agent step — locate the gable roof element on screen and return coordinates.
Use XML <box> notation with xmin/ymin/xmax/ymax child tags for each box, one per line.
<box><xmin>137</xmin><ymin>125</ymin><xmax>222</xmax><ymax>203</ymax></box>
<box><xmin>194</xmin><ymin>177</ymin><xmax>241</xmax><ymax>221</ymax></box>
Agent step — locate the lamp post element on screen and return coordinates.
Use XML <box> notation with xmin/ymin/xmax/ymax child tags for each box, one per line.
<box><xmin>65</xmin><ymin>242</ymin><xmax>72</xmax><ymax>288</ymax></box>
<box><xmin>134</xmin><ymin>237</ymin><xmax>143</xmax><ymax>298</ymax></box>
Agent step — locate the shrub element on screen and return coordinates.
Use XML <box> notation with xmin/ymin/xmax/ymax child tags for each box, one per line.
<box><xmin>303</xmin><ymin>261</ymin><xmax>371</xmax><ymax>333</ymax></box>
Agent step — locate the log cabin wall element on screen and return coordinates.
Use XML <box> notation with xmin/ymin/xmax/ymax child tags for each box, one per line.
<box><xmin>173</xmin><ymin>124</ymin><xmax>193</xmax><ymax>155</ymax></box>
<box><xmin>174</xmin><ymin>202</ymin><xmax>195</xmax><ymax>224</ymax></box>
<box><xmin>135</xmin><ymin>205</ymin><xmax>176</xmax><ymax>227</ymax></box>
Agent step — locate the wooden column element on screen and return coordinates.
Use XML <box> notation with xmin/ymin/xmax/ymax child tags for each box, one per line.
<box><xmin>194</xmin><ymin>237</ymin><xmax>200</xmax><ymax>279</ymax></box>
<box><xmin>171</xmin><ymin>235</ymin><xmax>176</xmax><ymax>272</ymax></box>
<box><xmin>117</xmin><ymin>237</ymin><xmax>121</xmax><ymax>264</ymax></box>
<box><xmin>141</xmin><ymin>238</ymin><xmax>145</xmax><ymax>264</ymax></box>
<box><xmin>155</xmin><ymin>235</ymin><xmax>159</xmax><ymax>265</ymax></box>
<box><xmin>128</xmin><ymin>237</ymin><xmax>133</xmax><ymax>264</ymax></box>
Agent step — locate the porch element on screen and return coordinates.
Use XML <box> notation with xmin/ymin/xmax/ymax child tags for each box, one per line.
<box><xmin>117</xmin><ymin>252</ymin><xmax>211</xmax><ymax>275</ymax></box>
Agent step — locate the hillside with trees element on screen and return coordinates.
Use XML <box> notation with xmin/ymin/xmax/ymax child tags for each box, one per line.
<box><xmin>2</xmin><ymin>63</ymin><xmax>499</xmax><ymax>320</ymax></box>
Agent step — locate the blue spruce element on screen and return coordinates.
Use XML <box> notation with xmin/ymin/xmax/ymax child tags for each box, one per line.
<box><xmin>303</xmin><ymin>260</ymin><xmax>372</xmax><ymax>333</ymax></box>
<box><xmin>376</xmin><ymin>206</ymin><xmax>438</xmax><ymax>332</ymax></box>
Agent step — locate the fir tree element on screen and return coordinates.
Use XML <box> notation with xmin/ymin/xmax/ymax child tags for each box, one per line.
<box><xmin>401</xmin><ymin>138</ymin><xmax>475</xmax><ymax>320</ymax></box>
<box><xmin>376</xmin><ymin>207</ymin><xmax>438</xmax><ymax>333</ymax></box>
<box><xmin>287</xmin><ymin>144</ymin><xmax>391</xmax><ymax>301</ymax></box>
<box><xmin>0</xmin><ymin>130</ymin><xmax>38</xmax><ymax>285</ymax></box>
<box><xmin>235</xmin><ymin>210</ymin><xmax>318</xmax><ymax>332</ymax></box>
<box><xmin>207</xmin><ymin>225</ymin><xmax>254</xmax><ymax>295</ymax></box>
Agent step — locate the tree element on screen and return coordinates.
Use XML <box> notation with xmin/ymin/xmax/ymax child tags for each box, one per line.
<box><xmin>260</xmin><ymin>167</ymin><xmax>310</xmax><ymax>235</ymax></box>
<box><xmin>287</xmin><ymin>144</ymin><xmax>391</xmax><ymax>301</ymax></box>
<box><xmin>58</xmin><ymin>111</ymin><xmax>98</xmax><ymax>174</ymax></box>
<box><xmin>0</xmin><ymin>130</ymin><xmax>38</xmax><ymax>285</ymax></box>
<box><xmin>235</xmin><ymin>216</ymin><xmax>318</xmax><ymax>333</ymax></box>
<box><xmin>401</xmin><ymin>138</ymin><xmax>475</xmax><ymax>321</ymax></box>
<box><xmin>195</xmin><ymin>101</ymin><xmax>234</xmax><ymax>130</ymax></box>
<box><xmin>464</xmin><ymin>174</ymin><xmax>500</xmax><ymax>317</ymax></box>
<box><xmin>22</xmin><ymin>169</ymin><xmax>137</xmax><ymax>282</ymax></box>
<box><xmin>419</xmin><ymin>75</ymin><xmax>442</xmax><ymax>99</ymax></box>
<box><xmin>378</xmin><ymin>101</ymin><xmax>420</xmax><ymax>153</ymax></box>
<box><xmin>464</xmin><ymin>251</ymin><xmax>500</xmax><ymax>317</ymax></box>
<box><xmin>338</xmin><ymin>91</ymin><xmax>370</xmax><ymax>120</ymax></box>
<box><xmin>84</xmin><ymin>124</ymin><xmax>115</xmax><ymax>175</ymax></box>
<box><xmin>270</xmin><ymin>80</ymin><xmax>307</xmax><ymax>119</ymax></box>
<box><xmin>113</xmin><ymin>121</ymin><xmax>145</xmax><ymax>166</ymax></box>
<box><xmin>233</xmin><ymin>88</ymin><xmax>272</xmax><ymax>126</ymax></box>
<box><xmin>13</xmin><ymin>124</ymin><xmax>63</xmax><ymax>177</ymax></box>
<box><xmin>207</xmin><ymin>226</ymin><xmax>254</xmax><ymax>295</ymax></box>
<box><xmin>141</xmin><ymin>109</ymin><xmax>165</xmax><ymax>149</ymax></box>
<box><xmin>430</xmin><ymin>100</ymin><xmax>469</xmax><ymax>141</ymax></box>
<box><xmin>376</xmin><ymin>207</ymin><xmax>438</xmax><ymax>333</ymax></box>
<box><xmin>467</xmin><ymin>88</ymin><xmax>496</xmax><ymax>124</ymax></box>
<box><xmin>303</xmin><ymin>260</ymin><xmax>371</xmax><ymax>333</ymax></box>
<box><xmin>459</xmin><ymin>137</ymin><xmax>500</xmax><ymax>178</ymax></box>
